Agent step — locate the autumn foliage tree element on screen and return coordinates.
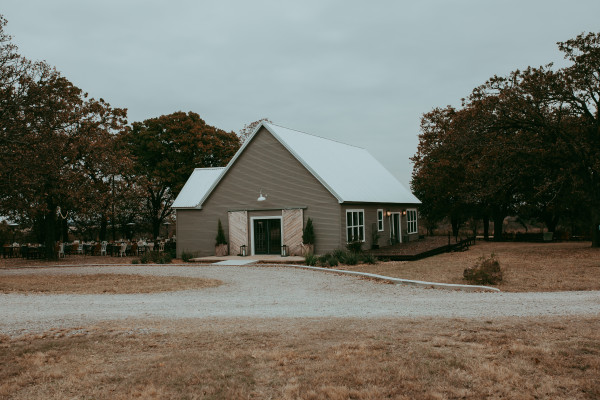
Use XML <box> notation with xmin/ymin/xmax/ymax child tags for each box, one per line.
<box><xmin>412</xmin><ymin>31</ymin><xmax>600</xmax><ymax>245</ymax></box>
<box><xmin>123</xmin><ymin>111</ymin><xmax>240</xmax><ymax>238</ymax></box>
<box><xmin>0</xmin><ymin>16</ymin><xmax>128</xmax><ymax>256</ymax></box>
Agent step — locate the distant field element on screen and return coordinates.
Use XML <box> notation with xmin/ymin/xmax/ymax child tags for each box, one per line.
<box><xmin>345</xmin><ymin>241</ymin><xmax>600</xmax><ymax>292</ymax></box>
<box><xmin>1</xmin><ymin>317</ymin><xmax>598</xmax><ymax>399</ymax></box>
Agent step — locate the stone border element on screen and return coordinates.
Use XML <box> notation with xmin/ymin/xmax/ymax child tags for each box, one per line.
<box><xmin>1</xmin><ymin>262</ymin><xmax>500</xmax><ymax>292</ymax></box>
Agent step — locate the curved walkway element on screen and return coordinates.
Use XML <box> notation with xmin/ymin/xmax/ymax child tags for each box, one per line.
<box><xmin>1</xmin><ymin>265</ymin><xmax>599</xmax><ymax>336</ymax></box>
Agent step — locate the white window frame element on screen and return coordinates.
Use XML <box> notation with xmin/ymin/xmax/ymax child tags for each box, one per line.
<box><xmin>406</xmin><ymin>209</ymin><xmax>418</xmax><ymax>234</ymax></box>
<box><xmin>377</xmin><ymin>209</ymin><xmax>384</xmax><ymax>232</ymax></box>
<box><xmin>346</xmin><ymin>209</ymin><xmax>365</xmax><ymax>242</ymax></box>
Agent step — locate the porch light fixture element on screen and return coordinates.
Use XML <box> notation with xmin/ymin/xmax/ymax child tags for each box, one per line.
<box><xmin>402</xmin><ymin>210</ymin><xmax>407</xmax><ymax>216</ymax></box>
<box><xmin>257</xmin><ymin>189</ymin><xmax>267</xmax><ymax>202</ymax></box>
<box><xmin>386</xmin><ymin>210</ymin><xmax>391</xmax><ymax>217</ymax></box>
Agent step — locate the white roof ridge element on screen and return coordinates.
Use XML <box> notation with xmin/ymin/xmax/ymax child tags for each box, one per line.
<box><xmin>265</xmin><ymin>122</ymin><xmax>365</xmax><ymax>150</ymax></box>
<box><xmin>193</xmin><ymin>167</ymin><xmax>226</xmax><ymax>171</ymax></box>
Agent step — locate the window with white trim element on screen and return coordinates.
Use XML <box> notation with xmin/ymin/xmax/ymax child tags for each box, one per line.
<box><xmin>406</xmin><ymin>209</ymin><xmax>418</xmax><ymax>234</ymax></box>
<box><xmin>377</xmin><ymin>209</ymin><xmax>384</xmax><ymax>231</ymax></box>
<box><xmin>346</xmin><ymin>209</ymin><xmax>365</xmax><ymax>242</ymax></box>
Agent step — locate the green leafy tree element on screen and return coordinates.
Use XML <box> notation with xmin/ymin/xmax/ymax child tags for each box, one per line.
<box><xmin>123</xmin><ymin>111</ymin><xmax>240</xmax><ymax>238</ymax></box>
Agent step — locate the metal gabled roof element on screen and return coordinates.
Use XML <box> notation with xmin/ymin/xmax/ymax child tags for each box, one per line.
<box><xmin>172</xmin><ymin>122</ymin><xmax>420</xmax><ymax>209</ymax></box>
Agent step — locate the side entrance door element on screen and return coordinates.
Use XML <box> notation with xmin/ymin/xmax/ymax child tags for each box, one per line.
<box><xmin>253</xmin><ymin>218</ymin><xmax>282</xmax><ymax>255</ymax></box>
<box><xmin>390</xmin><ymin>213</ymin><xmax>402</xmax><ymax>244</ymax></box>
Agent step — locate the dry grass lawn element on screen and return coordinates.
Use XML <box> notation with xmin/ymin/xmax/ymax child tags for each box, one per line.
<box><xmin>1</xmin><ymin>317</ymin><xmax>598</xmax><ymax>399</ymax></box>
<box><xmin>347</xmin><ymin>241</ymin><xmax>600</xmax><ymax>292</ymax></box>
<box><xmin>0</xmin><ymin>274</ymin><xmax>222</xmax><ymax>294</ymax></box>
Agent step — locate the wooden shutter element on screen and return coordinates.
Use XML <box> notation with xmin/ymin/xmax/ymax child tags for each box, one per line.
<box><xmin>282</xmin><ymin>209</ymin><xmax>303</xmax><ymax>256</ymax></box>
<box><xmin>228</xmin><ymin>211</ymin><xmax>248</xmax><ymax>255</ymax></box>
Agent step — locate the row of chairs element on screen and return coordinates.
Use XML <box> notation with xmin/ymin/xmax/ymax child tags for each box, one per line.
<box><xmin>56</xmin><ymin>241</ymin><xmax>166</xmax><ymax>258</ymax></box>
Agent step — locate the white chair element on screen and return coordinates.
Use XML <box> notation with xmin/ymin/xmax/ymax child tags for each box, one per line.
<box><xmin>58</xmin><ymin>243</ymin><xmax>65</xmax><ymax>258</ymax></box>
<box><xmin>148</xmin><ymin>242</ymin><xmax>154</xmax><ymax>252</ymax></box>
<box><xmin>100</xmin><ymin>241</ymin><xmax>107</xmax><ymax>256</ymax></box>
<box><xmin>119</xmin><ymin>243</ymin><xmax>127</xmax><ymax>257</ymax></box>
<box><xmin>159</xmin><ymin>242</ymin><xmax>165</xmax><ymax>253</ymax></box>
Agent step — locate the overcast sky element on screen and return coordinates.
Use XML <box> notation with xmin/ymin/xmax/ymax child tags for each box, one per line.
<box><xmin>3</xmin><ymin>1</ymin><xmax>599</xmax><ymax>186</ymax></box>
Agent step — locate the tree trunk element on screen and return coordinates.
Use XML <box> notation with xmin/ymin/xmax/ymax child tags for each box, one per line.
<box><xmin>450</xmin><ymin>216</ymin><xmax>460</xmax><ymax>240</ymax></box>
<box><xmin>592</xmin><ymin>209</ymin><xmax>600</xmax><ymax>248</ymax></box>
<box><xmin>152</xmin><ymin>217</ymin><xmax>160</xmax><ymax>240</ymax></box>
<box><xmin>483</xmin><ymin>216</ymin><xmax>490</xmax><ymax>240</ymax></box>
<box><xmin>493</xmin><ymin>213</ymin><xmax>505</xmax><ymax>242</ymax></box>
<box><xmin>61</xmin><ymin>219</ymin><xmax>69</xmax><ymax>242</ymax></box>
<box><xmin>44</xmin><ymin>207</ymin><xmax>58</xmax><ymax>260</ymax></box>
<box><xmin>543</xmin><ymin>211</ymin><xmax>559</xmax><ymax>233</ymax></box>
<box><xmin>99</xmin><ymin>213</ymin><xmax>107</xmax><ymax>242</ymax></box>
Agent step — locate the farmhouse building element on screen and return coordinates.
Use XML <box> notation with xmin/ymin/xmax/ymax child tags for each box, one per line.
<box><xmin>173</xmin><ymin>122</ymin><xmax>421</xmax><ymax>257</ymax></box>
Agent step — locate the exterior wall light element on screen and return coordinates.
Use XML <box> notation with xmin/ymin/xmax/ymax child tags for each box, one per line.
<box><xmin>402</xmin><ymin>210</ymin><xmax>407</xmax><ymax>216</ymax></box>
<box><xmin>386</xmin><ymin>210</ymin><xmax>391</xmax><ymax>217</ymax></box>
<box><xmin>257</xmin><ymin>189</ymin><xmax>267</xmax><ymax>202</ymax></box>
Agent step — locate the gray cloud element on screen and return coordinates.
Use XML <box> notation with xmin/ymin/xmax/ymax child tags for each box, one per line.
<box><xmin>3</xmin><ymin>0</ymin><xmax>599</xmax><ymax>185</ymax></box>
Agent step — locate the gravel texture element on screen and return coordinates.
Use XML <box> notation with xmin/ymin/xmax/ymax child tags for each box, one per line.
<box><xmin>2</xmin><ymin>265</ymin><xmax>599</xmax><ymax>336</ymax></box>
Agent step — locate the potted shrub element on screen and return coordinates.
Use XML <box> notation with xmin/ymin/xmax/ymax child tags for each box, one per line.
<box><xmin>301</xmin><ymin>218</ymin><xmax>315</xmax><ymax>256</ymax></box>
<box><xmin>215</xmin><ymin>219</ymin><xmax>228</xmax><ymax>256</ymax></box>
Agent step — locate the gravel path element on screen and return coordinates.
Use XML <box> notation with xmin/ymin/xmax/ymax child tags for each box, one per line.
<box><xmin>1</xmin><ymin>265</ymin><xmax>599</xmax><ymax>336</ymax></box>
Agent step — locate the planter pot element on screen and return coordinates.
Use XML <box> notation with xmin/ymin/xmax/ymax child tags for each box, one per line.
<box><xmin>215</xmin><ymin>244</ymin><xmax>228</xmax><ymax>256</ymax></box>
<box><xmin>301</xmin><ymin>243</ymin><xmax>314</xmax><ymax>256</ymax></box>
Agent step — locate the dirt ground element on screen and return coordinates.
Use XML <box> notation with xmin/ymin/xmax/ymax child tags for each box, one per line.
<box><xmin>1</xmin><ymin>317</ymin><xmax>598</xmax><ymax>399</ymax></box>
<box><xmin>345</xmin><ymin>241</ymin><xmax>600</xmax><ymax>292</ymax></box>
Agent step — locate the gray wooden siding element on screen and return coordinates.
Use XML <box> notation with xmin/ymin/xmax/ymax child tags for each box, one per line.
<box><xmin>176</xmin><ymin>127</ymin><xmax>341</xmax><ymax>257</ymax></box>
<box><xmin>339</xmin><ymin>204</ymin><xmax>420</xmax><ymax>250</ymax></box>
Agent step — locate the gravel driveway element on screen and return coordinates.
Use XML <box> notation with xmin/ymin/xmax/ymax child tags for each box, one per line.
<box><xmin>1</xmin><ymin>265</ymin><xmax>599</xmax><ymax>336</ymax></box>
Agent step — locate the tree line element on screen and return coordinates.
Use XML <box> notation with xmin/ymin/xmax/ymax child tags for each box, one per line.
<box><xmin>0</xmin><ymin>15</ymin><xmax>245</xmax><ymax>257</ymax></box>
<box><xmin>411</xmin><ymin>32</ymin><xmax>600</xmax><ymax>246</ymax></box>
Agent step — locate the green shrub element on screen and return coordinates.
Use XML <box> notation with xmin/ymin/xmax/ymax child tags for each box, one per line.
<box><xmin>181</xmin><ymin>251</ymin><xmax>194</xmax><ymax>262</ymax></box>
<box><xmin>304</xmin><ymin>253</ymin><xmax>318</xmax><ymax>266</ymax></box>
<box><xmin>215</xmin><ymin>219</ymin><xmax>227</xmax><ymax>245</ymax></box>
<box><xmin>316</xmin><ymin>253</ymin><xmax>339</xmax><ymax>268</ymax></box>
<box><xmin>302</xmin><ymin>218</ymin><xmax>315</xmax><ymax>245</ymax></box>
<box><xmin>158</xmin><ymin>253</ymin><xmax>172</xmax><ymax>264</ymax></box>
<box><xmin>361</xmin><ymin>253</ymin><xmax>377</xmax><ymax>264</ymax></box>
<box><xmin>327</xmin><ymin>257</ymin><xmax>338</xmax><ymax>267</ymax></box>
<box><xmin>344</xmin><ymin>252</ymin><xmax>359</xmax><ymax>265</ymax></box>
<box><xmin>318</xmin><ymin>253</ymin><xmax>329</xmax><ymax>266</ymax></box>
<box><xmin>139</xmin><ymin>252</ymin><xmax>153</xmax><ymax>264</ymax></box>
<box><xmin>131</xmin><ymin>259</ymin><xmax>140</xmax><ymax>265</ymax></box>
<box><xmin>139</xmin><ymin>251</ymin><xmax>172</xmax><ymax>264</ymax></box>
<box><xmin>463</xmin><ymin>254</ymin><xmax>503</xmax><ymax>285</ymax></box>
<box><xmin>332</xmin><ymin>249</ymin><xmax>347</xmax><ymax>264</ymax></box>
<box><xmin>347</xmin><ymin>239</ymin><xmax>363</xmax><ymax>254</ymax></box>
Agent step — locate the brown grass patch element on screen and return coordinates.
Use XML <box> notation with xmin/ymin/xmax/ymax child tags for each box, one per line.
<box><xmin>0</xmin><ymin>317</ymin><xmax>598</xmax><ymax>399</ymax></box>
<box><xmin>346</xmin><ymin>241</ymin><xmax>600</xmax><ymax>292</ymax></box>
<box><xmin>0</xmin><ymin>274</ymin><xmax>222</xmax><ymax>294</ymax></box>
<box><xmin>0</xmin><ymin>255</ymin><xmax>140</xmax><ymax>269</ymax></box>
